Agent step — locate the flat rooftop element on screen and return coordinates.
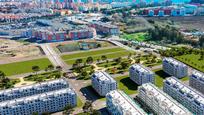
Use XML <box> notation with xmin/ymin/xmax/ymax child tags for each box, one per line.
<box><xmin>0</xmin><ymin>78</ymin><xmax>68</xmax><ymax>95</ymax></box>
<box><xmin>107</xmin><ymin>90</ymin><xmax>147</xmax><ymax>115</ymax></box>
<box><xmin>92</xmin><ymin>71</ymin><xmax>116</xmax><ymax>83</ymax></box>
<box><xmin>163</xmin><ymin>57</ymin><xmax>187</xmax><ymax>67</ymax></box>
<box><xmin>0</xmin><ymin>88</ymin><xmax>75</xmax><ymax>108</ymax></box>
<box><xmin>165</xmin><ymin>77</ymin><xmax>204</xmax><ymax>107</ymax></box>
<box><xmin>140</xmin><ymin>83</ymin><xmax>191</xmax><ymax>115</ymax></box>
<box><xmin>130</xmin><ymin>64</ymin><xmax>154</xmax><ymax>74</ymax></box>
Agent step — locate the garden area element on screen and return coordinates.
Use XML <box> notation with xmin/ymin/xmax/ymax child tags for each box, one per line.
<box><xmin>160</xmin><ymin>47</ymin><xmax>204</xmax><ymax>73</ymax></box>
<box><xmin>120</xmin><ymin>32</ymin><xmax>149</xmax><ymax>42</ymax></box>
<box><xmin>176</xmin><ymin>54</ymin><xmax>204</xmax><ymax>72</ymax></box>
<box><xmin>0</xmin><ymin>71</ymin><xmax>20</xmax><ymax>89</ymax></box>
<box><xmin>0</xmin><ymin>58</ymin><xmax>51</xmax><ymax>76</ymax></box>
<box><xmin>71</xmin><ymin>52</ymin><xmax>162</xmax><ymax>80</ymax></box>
<box><xmin>61</xmin><ymin>47</ymin><xmax>133</xmax><ymax>65</ymax></box>
<box><xmin>55</xmin><ymin>40</ymin><xmax>114</xmax><ymax>53</ymax></box>
<box><xmin>24</xmin><ymin>70</ymin><xmax>61</xmax><ymax>82</ymax></box>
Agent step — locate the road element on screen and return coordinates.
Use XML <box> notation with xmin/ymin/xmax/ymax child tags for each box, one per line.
<box><xmin>40</xmin><ymin>44</ymin><xmax>69</xmax><ymax>72</ymax></box>
<box><xmin>40</xmin><ymin>43</ymin><xmax>102</xmax><ymax>114</ymax></box>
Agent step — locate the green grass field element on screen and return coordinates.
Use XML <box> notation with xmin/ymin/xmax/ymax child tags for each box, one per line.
<box><xmin>62</xmin><ymin>47</ymin><xmax>133</xmax><ymax>65</ymax></box>
<box><xmin>77</xmin><ymin>97</ymin><xmax>83</xmax><ymax>108</ymax></box>
<box><xmin>0</xmin><ymin>58</ymin><xmax>51</xmax><ymax>76</ymax></box>
<box><xmin>175</xmin><ymin>54</ymin><xmax>204</xmax><ymax>72</ymax></box>
<box><xmin>121</xmin><ymin>32</ymin><xmax>148</xmax><ymax>42</ymax></box>
<box><xmin>114</xmin><ymin>69</ymin><xmax>172</xmax><ymax>95</ymax></box>
<box><xmin>115</xmin><ymin>75</ymin><xmax>138</xmax><ymax>95</ymax></box>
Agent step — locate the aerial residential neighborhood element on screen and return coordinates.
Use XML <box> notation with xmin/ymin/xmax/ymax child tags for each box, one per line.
<box><xmin>0</xmin><ymin>0</ymin><xmax>204</xmax><ymax>115</ymax></box>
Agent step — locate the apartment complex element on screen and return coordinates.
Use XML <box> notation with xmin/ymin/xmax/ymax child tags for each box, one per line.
<box><xmin>163</xmin><ymin>57</ymin><xmax>188</xmax><ymax>78</ymax></box>
<box><xmin>190</xmin><ymin>70</ymin><xmax>204</xmax><ymax>94</ymax></box>
<box><xmin>164</xmin><ymin>77</ymin><xmax>204</xmax><ymax>115</ymax></box>
<box><xmin>138</xmin><ymin>83</ymin><xmax>192</xmax><ymax>115</ymax></box>
<box><xmin>106</xmin><ymin>90</ymin><xmax>147</xmax><ymax>115</ymax></box>
<box><xmin>129</xmin><ymin>64</ymin><xmax>155</xmax><ymax>85</ymax></box>
<box><xmin>0</xmin><ymin>78</ymin><xmax>69</xmax><ymax>102</ymax></box>
<box><xmin>90</xmin><ymin>22</ymin><xmax>120</xmax><ymax>35</ymax></box>
<box><xmin>0</xmin><ymin>88</ymin><xmax>77</xmax><ymax>115</ymax></box>
<box><xmin>91</xmin><ymin>71</ymin><xmax>117</xmax><ymax>96</ymax></box>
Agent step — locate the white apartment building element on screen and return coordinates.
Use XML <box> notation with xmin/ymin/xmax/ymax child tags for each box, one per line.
<box><xmin>163</xmin><ymin>57</ymin><xmax>188</xmax><ymax>78</ymax></box>
<box><xmin>164</xmin><ymin>77</ymin><xmax>204</xmax><ymax>115</ymax></box>
<box><xmin>92</xmin><ymin>71</ymin><xmax>117</xmax><ymax>96</ymax></box>
<box><xmin>0</xmin><ymin>78</ymin><xmax>69</xmax><ymax>102</ymax></box>
<box><xmin>190</xmin><ymin>70</ymin><xmax>204</xmax><ymax>94</ymax></box>
<box><xmin>138</xmin><ymin>83</ymin><xmax>192</xmax><ymax>115</ymax></box>
<box><xmin>106</xmin><ymin>90</ymin><xmax>147</xmax><ymax>115</ymax></box>
<box><xmin>0</xmin><ymin>88</ymin><xmax>77</xmax><ymax>115</ymax></box>
<box><xmin>129</xmin><ymin>64</ymin><xmax>155</xmax><ymax>85</ymax></box>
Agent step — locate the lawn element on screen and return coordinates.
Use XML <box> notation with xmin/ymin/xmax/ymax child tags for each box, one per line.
<box><xmin>114</xmin><ymin>69</ymin><xmax>171</xmax><ymax>94</ymax></box>
<box><xmin>121</xmin><ymin>32</ymin><xmax>148</xmax><ymax>42</ymax></box>
<box><xmin>114</xmin><ymin>75</ymin><xmax>138</xmax><ymax>95</ymax></box>
<box><xmin>77</xmin><ymin>97</ymin><xmax>83</xmax><ymax>108</ymax></box>
<box><xmin>62</xmin><ymin>47</ymin><xmax>133</xmax><ymax>65</ymax></box>
<box><xmin>175</xmin><ymin>54</ymin><xmax>204</xmax><ymax>72</ymax></box>
<box><xmin>0</xmin><ymin>58</ymin><xmax>51</xmax><ymax>76</ymax></box>
<box><xmin>24</xmin><ymin>70</ymin><xmax>61</xmax><ymax>82</ymax></box>
<box><xmin>61</xmin><ymin>47</ymin><xmax>125</xmax><ymax>60</ymax></box>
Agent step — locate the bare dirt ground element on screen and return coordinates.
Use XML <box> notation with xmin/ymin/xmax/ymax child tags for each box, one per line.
<box><xmin>0</xmin><ymin>38</ymin><xmax>44</xmax><ymax>64</ymax></box>
<box><xmin>145</xmin><ymin>16</ymin><xmax>204</xmax><ymax>31</ymax></box>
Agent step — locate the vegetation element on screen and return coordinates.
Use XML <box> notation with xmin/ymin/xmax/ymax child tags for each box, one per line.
<box><xmin>24</xmin><ymin>70</ymin><xmax>61</xmax><ymax>82</ymax></box>
<box><xmin>0</xmin><ymin>58</ymin><xmax>51</xmax><ymax>76</ymax></box>
<box><xmin>115</xmin><ymin>75</ymin><xmax>138</xmax><ymax>95</ymax></box>
<box><xmin>148</xmin><ymin>21</ymin><xmax>204</xmax><ymax>47</ymax></box>
<box><xmin>63</xmin><ymin>47</ymin><xmax>133</xmax><ymax>65</ymax></box>
<box><xmin>0</xmin><ymin>71</ymin><xmax>20</xmax><ymax>89</ymax></box>
<box><xmin>82</xmin><ymin>101</ymin><xmax>101</xmax><ymax>115</ymax></box>
<box><xmin>160</xmin><ymin>47</ymin><xmax>204</xmax><ymax>72</ymax></box>
<box><xmin>121</xmin><ymin>32</ymin><xmax>149</xmax><ymax>42</ymax></box>
<box><xmin>63</xmin><ymin>105</ymin><xmax>74</xmax><ymax>115</ymax></box>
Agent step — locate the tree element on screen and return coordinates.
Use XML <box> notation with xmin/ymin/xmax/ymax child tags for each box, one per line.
<box><xmin>120</xmin><ymin>62</ymin><xmax>128</xmax><ymax>69</ymax></box>
<box><xmin>47</xmin><ymin>65</ymin><xmax>54</xmax><ymax>71</ymax></box>
<box><xmin>0</xmin><ymin>71</ymin><xmax>5</xmax><ymax>81</ymax></box>
<box><xmin>86</xmin><ymin>57</ymin><xmax>94</xmax><ymax>64</ymax></box>
<box><xmin>96</xmin><ymin>58</ymin><xmax>101</xmax><ymax>63</ymax></box>
<box><xmin>91</xmin><ymin>109</ymin><xmax>101</xmax><ymax>115</ymax></box>
<box><xmin>128</xmin><ymin>53</ymin><xmax>132</xmax><ymax>59</ymax></box>
<box><xmin>32</xmin><ymin>66</ymin><xmax>40</xmax><ymax>75</ymax></box>
<box><xmin>56</xmin><ymin>66</ymin><xmax>62</xmax><ymax>71</ymax></box>
<box><xmin>101</xmin><ymin>55</ymin><xmax>107</xmax><ymax>62</ymax></box>
<box><xmin>63</xmin><ymin>105</ymin><xmax>74</xmax><ymax>115</ymax></box>
<box><xmin>114</xmin><ymin>57</ymin><xmax>122</xmax><ymax>64</ymax></box>
<box><xmin>55</xmin><ymin>73</ymin><xmax>61</xmax><ymax>79</ymax></box>
<box><xmin>83</xmin><ymin>101</ymin><xmax>93</xmax><ymax>113</ymax></box>
<box><xmin>75</xmin><ymin>59</ymin><xmax>83</xmax><ymax>67</ymax></box>
<box><xmin>81</xmin><ymin>71</ymin><xmax>88</xmax><ymax>77</ymax></box>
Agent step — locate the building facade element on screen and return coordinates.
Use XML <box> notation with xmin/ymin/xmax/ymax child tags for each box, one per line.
<box><xmin>129</xmin><ymin>64</ymin><xmax>155</xmax><ymax>85</ymax></box>
<box><xmin>106</xmin><ymin>90</ymin><xmax>147</xmax><ymax>115</ymax></box>
<box><xmin>0</xmin><ymin>88</ymin><xmax>77</xmax><ymax>115</ymax></box>
<box><xmin>190</xmin><ymin>70</ymin><xmax>204</xmax><ymax>94</ymax></box>
<box><xmin>0</xmin><ymin>78</ymin><xmax>69</xmax><ymax>102</ymax></box>
<box><xmin>90</xmin><ymin>22</ymin><xmax>120</xmax><ymax>35</ymax></box>
<box><xmin>69</xmin><ymin>28</ymin><xmax>94</xmax><ymax>40</ymax></box>
<box><xmin>91</xmin><ymin>71</ymin><xmax>117</xmax><ymax>96</ymax></box>
<box><xmin>138</xmin><ymin>83</ymin><xmax>192</xmax><ymax>115</ymax></box>
<box><xmin>163</xmin><ymin>57</ymin><xmax>188</xmax><ymax>78</ymax></box>
<box><xmin>163</xmin><ymin>77</ymin><xmax>204</xmax><ymax>115</ymax></box>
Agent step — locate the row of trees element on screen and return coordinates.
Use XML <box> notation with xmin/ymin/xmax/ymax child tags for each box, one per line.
<box><xmin>159</xmin><ymin>47</ymin><xmax>204</xmax><ymax>59</ymax></box>
<box><xmin>32</xmin><ymin>65</ymin><xmax>62</xmax><ymax>75</ymax></box>
<box><xmin>0</xmin><ymin>71</ymin><xmax>13</xmax><ymax>89</ymax></box>
<box><xmin>62</xmin><ymin>101</ymin><xmax>100</xmax><ymax>115</ymax></box>
<box><xmin>148</xmin><ymin>22</ymin><xmax>204</xmax><ymax>47</ymax></box>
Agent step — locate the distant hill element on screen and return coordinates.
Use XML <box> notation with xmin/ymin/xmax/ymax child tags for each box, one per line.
<box><xmin>191</xmin><ymin>0</ymin><xmax>204</xmax><ymax>3</ymax></box>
